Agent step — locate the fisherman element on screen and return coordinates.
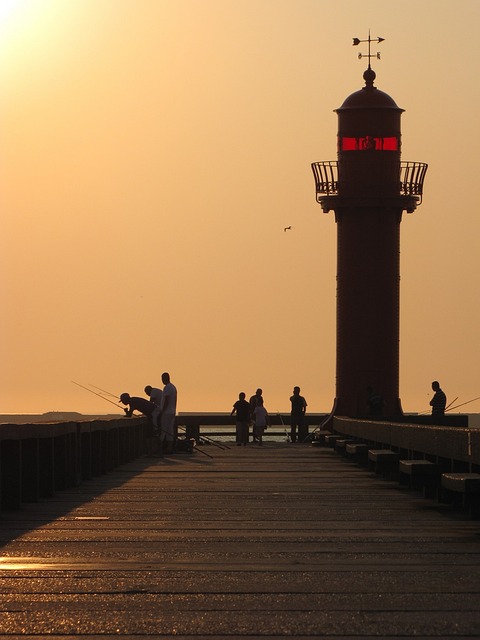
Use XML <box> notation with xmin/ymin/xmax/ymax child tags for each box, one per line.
<box><xmin>249</xmin><ymin>388</ymin><xmax>263</xmax><ymax>442</ymax></box>
<box><xmin>159</xmin><ymin>372</ymin><xmax>177</xmax><ymax>454</ymax></box>
<box><xmin>144</xmin><ymin>385</ymin><xmax>163</xmax><ymax>456</ymax></box>
<box><xmin>119</xmin><ymin>393</ymin><xmax>155</xmax><ymax>418</ymax></box>
<box><xmin>231</xmin><ymin>392</ymin><xmax>250</xmax><ymax>446</ymax></box>
<box><xmin>429</xmin><ymin>381</ymin><xmax>447</xmax><ymax>417</ymax></box>
<box><xmin>144</xmin><ymin>385</ymin><xmax>163</xmax><ymax>428</ymax></box>
<box><xmin>249</xmin><ymin>388</ymin><xmax>263</xmax><ymax>410</ymax></box>
<box><xmin>289</xmin><ymin>386</ymin><xmax>308</xmax><ymax>442</ymax></box>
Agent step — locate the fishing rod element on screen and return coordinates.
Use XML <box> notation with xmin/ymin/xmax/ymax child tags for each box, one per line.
<box><xmin>173</xmin><ymin>424</ymin><xmax>230</xmax><ymax>451</ymax></box>
<box><xmin>277</xmin><ymin>411</ymin><xmax>290</xmax><ymax>442</ymax></box>
<box><xmin>444</xmin><ymin>396</ymin><xmax>458</xmax><ymax>411</ymax></box>
<box><xmin>88</xmin><ymin>383</ymin><xmax>119</xmax><ymax>399</ymax></box>
<box><xmin>418</xmin><ymin>396</ymin><xmax>458</xmax><ymax>416</ymax></box>
<box><xmin>302</xmin><ymin>413</ymin><xmax>333</xmax><ymax>443</ymax></box>
<box><xmin>277</xmin><ymin>409</ymin><xmax>328</xmax><ymax>444</ymax></box>
<box><xmin>189</xmin><ymin>441</ymin><xmax>214</xmax><ymax>459</ymax></box>
<box><xmin>445</xmin><ymin>395</ymin><xmax>480</xmax><ymax>413</ymax></box>
<box><xmin>72</xmin><ymin>381</ymin><xmax>126</xmax><ymax>411</ymax></box>
<box><xmin>172</xmin><ymin>434</ymin><xmax>214</xmax><ymax>459</ymax></box>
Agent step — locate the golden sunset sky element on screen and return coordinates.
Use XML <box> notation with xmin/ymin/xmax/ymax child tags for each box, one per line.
<box><xmin>1</xmin><ymin>0</ymin><xmax>479</xmax><ymax>415</ymax></box>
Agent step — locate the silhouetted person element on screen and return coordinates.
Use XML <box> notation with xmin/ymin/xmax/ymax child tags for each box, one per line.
<box><xmin>120</xmin><ymin>393</ymin><xmax>155</xmax><ymax>418</ymax></box>
<box><xmin>145</xmin><ymin>385</ymin><xmax>163</xmax><ymax>456</ymax></box>
<box><xmin>290</xmin><ymin>386</ymin><xmax>307</xmax><ymax>442</ymax></box>
<box><xmin>252</xmin><ymin>398</ymin><xmax>269</xmax><ymax>446</ymax></box>
<box><xmin>159</xmin><ymin>372</ymin><xmax>177</xmax><ymax>454</ymax></box>
<box><xmin>366</xmin><ymin>386</ymin><xmax>385</xmax><ymax>417</ymax></box>
<box><xmin>249</xmin><ymin>388</ymin><xmax>263</xmax><ymax>442</ymax></box>
<box><xmin>249</xmin><ymin>388</ymin><xmax>263</xmax><ymax>410</ymax></box>
<box><xmin>430</xmin><ymin>381</ymin><xmax>446</xmax><ymax>417</ymax></box>
<box><xmin>145</xmin><ymin>385</ymin><xmax>163</xmax><ymax>427</ymax></box>
<box><xmin>231</xmin><ymin>392</ymin><xmax>250</xmax><ymax>446</ymax></box>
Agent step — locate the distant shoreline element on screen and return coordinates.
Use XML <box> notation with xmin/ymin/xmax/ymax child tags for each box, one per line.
<box><xmin>0</xmin><ymin>412</ymin><xmax>122</xmax><ymax>424</ymax></box>
<box><xmin>0</xmin><ymin>411</ymin><xmax>246</xmax><ymax>425</ymax></box>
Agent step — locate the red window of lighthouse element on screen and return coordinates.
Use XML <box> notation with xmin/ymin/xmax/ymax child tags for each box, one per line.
<box><xmin>339</xmin><ymin>136</ymin><xmax>398</xmax><ymax>151</ymax></box>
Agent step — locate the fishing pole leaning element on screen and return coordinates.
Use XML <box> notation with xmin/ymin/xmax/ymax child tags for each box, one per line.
<box><xmin>277</xmin><ymin>411</ymin><xmax>290</xmax><ymax>442</ymax></box>
<box><xmin>72</xmin><ymin>381</ymin><xmax>125</xmax><ymax>410</ymax></box>
<box><xmin>445</xmin><ymin>395</ymin><xmax>480</xmax><ymax>412</ymax></box>
<box><xmin>302</xmin><ymin>413</ymin><xmax>332</xmax><ymax>443</ymax></box>
<box><xmin>88</xmin><ymin>383</ymin><xmax>119</xmax><ymax>399</ymax></box>
<box><xmin>444</xmin><ymin>397</ymin><xmax>458</xmax><ymax>412</ymax></box>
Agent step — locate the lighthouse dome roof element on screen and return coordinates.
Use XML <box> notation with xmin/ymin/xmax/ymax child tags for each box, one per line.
<box><xmin>336</xmin><ymin>67</ymin><xmax>402</xmax><ymax>112</ymax></box>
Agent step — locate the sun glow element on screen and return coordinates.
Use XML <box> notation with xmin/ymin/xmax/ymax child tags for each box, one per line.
<box><xmin>0</xmin><ymin>0</ymin><xmax>85</xmax><ymax>48</ymax></box>
<box><xmin>0</xmin><ymin>0</ymin><xmax>21</xmax><ymax>21</ymax></box>
<box><xmin>0</xmin><ymin>0</ymin><xmax>33</xmax><ymax>31</ymax></box>
<box><xmin>0</xmin><ymin>0</ymin><xmax>43</xmax><ymax>48</ymax></box>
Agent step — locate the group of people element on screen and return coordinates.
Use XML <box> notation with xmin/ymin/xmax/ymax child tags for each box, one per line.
<box><xmin>120</xmin><ymin>372</ymin><xmax>177</xmax><ymax>456</ymax></box>
<box><xmin>120</xmin><ymin>376</ymin><xmax>448</xmax><ymax>453</ymax></box>
<box><xmin>231</xmin><ymin>386</ymin><xmax>308</xmax><ymax>446</ymax></box>
<box><xmin>120</xmin><ymin>378</ymin><xmax>309</xmax><ymax>453</ymax></box>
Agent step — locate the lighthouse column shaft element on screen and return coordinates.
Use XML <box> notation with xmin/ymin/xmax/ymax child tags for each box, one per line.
<box><xmin>335</xmin><ymin>207</ymin><xmax>402</xmax><ymax>417</ymax></box>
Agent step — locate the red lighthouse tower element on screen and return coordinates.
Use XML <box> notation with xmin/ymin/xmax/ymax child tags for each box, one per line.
<box><xmin>312</xmin><ymin>36</ymin><xmax>427</xmax><ymax>419</ymax></box>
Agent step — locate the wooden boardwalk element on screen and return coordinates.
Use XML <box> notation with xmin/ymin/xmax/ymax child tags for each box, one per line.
<box><xmin>1</xmin><ymin>442</ymin><xmax>480</xmax><ymax>638</ymax></box>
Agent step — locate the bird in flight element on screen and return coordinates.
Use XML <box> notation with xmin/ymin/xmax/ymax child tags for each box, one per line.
<box><xmin>284</xmin><ymin>226</ymin><xmax>293</xmax><ymax>232</ymax></box>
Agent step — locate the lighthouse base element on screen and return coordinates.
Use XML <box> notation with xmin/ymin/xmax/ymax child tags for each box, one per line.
<box><xmin>320</xmin><ymin>397</ymin><xmax>404</xmax><ymax>432</ymax></box>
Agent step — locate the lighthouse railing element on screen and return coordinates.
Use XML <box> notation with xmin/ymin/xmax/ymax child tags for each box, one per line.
<box><xmin>311</xmin><ymin>161</ymin><xmax>338</xmax><ymax>202</ymax></box>
<box><xmin>400</xmin><ymin>161</ymin><xmax>428</xmax><ymax>203</ymax></box>
<box><xmin>311</xmin><ymin>160</ymin><xmax>428</xmax><ymax>203</ymax></box>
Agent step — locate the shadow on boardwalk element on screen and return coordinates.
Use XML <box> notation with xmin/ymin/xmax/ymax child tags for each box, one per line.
<box><xmin>1</xmin><ymin>443</ymin><xmax>480</xmax><ymax>638</ymax></box>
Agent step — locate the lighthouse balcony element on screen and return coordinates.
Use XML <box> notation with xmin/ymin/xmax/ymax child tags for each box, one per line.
<box><xmin>311</xmin><ymin>160</ymin><xmax>428</xmax><ymax>208</ymax></box>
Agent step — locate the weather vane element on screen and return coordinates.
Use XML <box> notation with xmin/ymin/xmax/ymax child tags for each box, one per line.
<box><xmin>352</xmin><ymin>31</ymin><xmax>385</xmax><ymax>64</ymax></box>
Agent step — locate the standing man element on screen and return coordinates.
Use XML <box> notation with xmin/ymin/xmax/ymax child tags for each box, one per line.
<box><xmin>249</xmin><ymin>388</ymin><xmax>263</xmax><ymax>442</ymax></box>
<box><xmin>430</xmin><ymin>381</ymin><xmax>447</xmax><ymax>418</ymax></box>
<box><xmin>145</xmin><ymin>385</ymin><xmax>163</xmax><ymax>455</ymax></box>
<box><xmin>249</xmin><ymin>388</ymin><xmax>263</xmax><ymax>411</ymax></box>
<box><xmin>289</xmin><ymin>386</ymin><xmax>307</xmax><ymax>443</ymax></box>
<box><xmin>159</xmin><ymin>372</ymin><xmax>177</xmax><ymax>454</ymax></box>
<box><xmin>231</xmin><ymin>392</ymin><xmax>251</xmax><ymax>446</ymax></box>
<box><xmin>145</xmin><ymin>385</ymin><xmax>163</xmax><ymax>428</ymax></box>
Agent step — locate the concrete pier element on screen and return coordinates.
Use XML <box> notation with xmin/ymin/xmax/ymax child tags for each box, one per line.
<box><xmin>1</xmin><ymin>443</ymin><xmax>480</xmax><ymax>637</ymax></box>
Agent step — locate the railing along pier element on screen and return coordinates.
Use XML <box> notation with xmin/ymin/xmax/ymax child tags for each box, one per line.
<box><xmin>0</xmin><ymin>418</ymin><xmax>146</xmax><ymax>512</ymax></box>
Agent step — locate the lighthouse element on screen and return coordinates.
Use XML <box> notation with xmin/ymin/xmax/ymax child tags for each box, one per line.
<box><xmin>312</xmin><ymin>36</ymin><xmax>427</xmax><ymax>419</ymax></box>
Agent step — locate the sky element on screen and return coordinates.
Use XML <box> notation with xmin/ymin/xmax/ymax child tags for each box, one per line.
<box><xmin>1</xmin><ymin>0</ymin><xmax>479</xmax><ymax>416</ymax></box>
